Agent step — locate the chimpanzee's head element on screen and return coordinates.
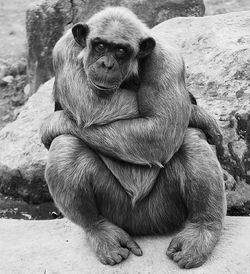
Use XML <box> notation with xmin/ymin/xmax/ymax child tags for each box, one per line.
<box><xmin>72</xmin><ymin>7</ymin><xmax>156</xmax><ymax>94</ymax></box>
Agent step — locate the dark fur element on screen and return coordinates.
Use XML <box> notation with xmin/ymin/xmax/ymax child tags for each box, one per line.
<box><xmin>41</xmin><ymin>7</ymin><xmax>225</xmax><ymax>269</ymax></box>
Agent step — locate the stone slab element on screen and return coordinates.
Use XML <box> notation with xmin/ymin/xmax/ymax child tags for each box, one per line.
<box><xmin>0</xmin><ymin>217</ymin><xmax>250</xmax><ymax>273</ymax></box>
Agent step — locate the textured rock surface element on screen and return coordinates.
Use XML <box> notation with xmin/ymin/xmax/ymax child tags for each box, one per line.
<box><xmin>1</xmin><ymin>11</ymin><xmax>250</xmax><ymax>211</ymax></box>
<box><xmin>26</xmin><ymin>0</ymin><xmax>205</xmax><ymax>94</ymax></box>
<box><xmin>154</xmin><ymin>11</ymin><xmax>250</xmax><ymax>214</ymax></box>
<box><xmin>26</xmin><ymin>0</ymin><xmax>72</xmax><ymax>95</ymax></box>
<box><xmin>0</xmin><ymin>79</ymin><xmax>54</xmax><ymax>203</ymax></box>
<box><xmin>204</xmin><ymin>0</ymin><xmax>250</xmax><ymax>15</ymax></box>
<box><xmin>1</xmin><ymin>217</ymin><xmax>250</xmax><ymax>273</ymax></box>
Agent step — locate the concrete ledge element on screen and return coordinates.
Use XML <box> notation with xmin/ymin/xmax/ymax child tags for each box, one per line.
<box><xmin>1</xmin><ymin>217</ymin><xmax>250</xmax><ymax>273</ymax></box>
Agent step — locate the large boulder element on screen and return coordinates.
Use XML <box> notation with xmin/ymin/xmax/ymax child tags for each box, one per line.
<box><xmin>26</xmin><ymin>1</ymin><xmax>72</xmax><ymax>95</ymax></box>
<box><xmin>1</xmin><ymin>217</ymin><xmax>250</xmax><ymax>273</ymax></box>
<box><xmin>154</xmin><ymin>11</ymin><xmax>250</xmax><ymax>214</ymax></box>
<box><xmin>1</xmin><ymin>11</ymin><xmax>250</xmax><ymax>213</ymax></box>
<box><xmin>26</xmin><ymin>0</ymin><xmax>205</xmax><ymax>94</ymax></box>
<box><xmin>0</xmin><ymin>79</ymin><xmax>54</xmax><ymax>203</ymax></box>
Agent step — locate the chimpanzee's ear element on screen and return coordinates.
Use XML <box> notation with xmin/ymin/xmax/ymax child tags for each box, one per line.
<box><xmin>72</xmin><ymin>23</ymin><xmax>89</xmax><ymax>47</ymax></box>
<box><xmin>137</xmin><ymin>37</ymin><xmax>156</xmax><ymax>58</ymax></box>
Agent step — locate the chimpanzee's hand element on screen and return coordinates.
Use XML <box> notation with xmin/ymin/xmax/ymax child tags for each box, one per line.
<box><xmin>87</xmin><ymin>221</ymin><xmax>142</xmax><ymax>265</ymax></box>
<box><xmin>40</xmin><ymin>111</ymin><xmax>71</xmax><ymax>149</ymax></box>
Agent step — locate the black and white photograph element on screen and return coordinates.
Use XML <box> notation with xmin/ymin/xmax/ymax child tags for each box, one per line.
<box><xmin>0</xmin><ymin>0</ymin><xmax>250</xmax><ymax>273</ymax></box>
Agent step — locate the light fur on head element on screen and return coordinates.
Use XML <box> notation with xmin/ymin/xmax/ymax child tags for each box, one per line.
<box><xmin>79</xmin><ymin>7</ymin><xmax>151</xmax><ymax>78</ymax></box>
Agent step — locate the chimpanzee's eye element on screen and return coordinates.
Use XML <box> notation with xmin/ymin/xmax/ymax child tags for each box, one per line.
<box><xmin>95</xmin><ymin>43</ymin><xmax>105</xmax><ymax>52</ymax></box>
<box><xmin>116</xmin><ymin>47</ymin><xmax>127</xmax><ymax>58</ymax></box>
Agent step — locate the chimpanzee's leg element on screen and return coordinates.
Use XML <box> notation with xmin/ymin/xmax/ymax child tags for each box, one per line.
<box><xmin>167</xmin><ymin>128</ymin><xmax>226</xmax><ymax>269</ymax></box>
<box><xmin>45</xmin><ymin>135</ymin><xmax>142</xmax><ymax>265</ymax></box>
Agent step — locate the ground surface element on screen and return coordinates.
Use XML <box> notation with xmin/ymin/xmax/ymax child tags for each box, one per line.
<box><xmin>204</xmin><ymin>0</ymin><xmax>250</xmax><ymax>15</ymax></box>
<box><xmin>0</xmin><ymin>0</ymin><xmax>37</xmax><ymax>130</ymax></box>
<box><xmin>1</xmin><ymin>216</ymin><xmax>250</xmax><ymax>273</ymax></box>
<box><xmin>0</xmin><ymin>0</ymin><xmax>250</xmax><ymax>219</ymax></box>
<box><xmin>0</xmin><ymin>0</ymin><xmax>37</xmax><ymax>61</ymax></box>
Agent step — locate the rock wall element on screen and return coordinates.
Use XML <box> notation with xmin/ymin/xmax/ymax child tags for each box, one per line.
<box><xmin>26</xmin><ymin>0</ymin><xmax>205</xmax><ymax>94</ymax></box>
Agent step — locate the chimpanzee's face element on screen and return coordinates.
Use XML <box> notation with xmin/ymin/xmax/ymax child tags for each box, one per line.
<box><xmin>72</xmin><ymin>23</ymin><xmax>156</xmax><ymax>94</ymax></box>
<box><xmin>85</xmin><ymin>37</ymin><xmax>134</xmax><ymax>92</ymax></box>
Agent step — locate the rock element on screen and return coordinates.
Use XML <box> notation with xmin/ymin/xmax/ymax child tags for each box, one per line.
<box><xmin>26</xmin><ymin>0</ymin><xmax>73</xmax><ymax>95</ymax></box>
<box><xmin>0</xmin><ymin>58</ymin><xmax>26</xmax><ymax>80</ymax></box>
<box><xmin>13</xmin><ymin>107</ymin><xmax>22</xmax><ymax>120</ymax></box>
<box><xmin>26</xmin><ymin>0</ymin><xmax>205</xmax><ymax>94</ymax></box>
<box><xmin>2</xmin><ymin>114</ymin><xmax>10</xmax><ymax>122</ymax></box>
<box><xmin>223</xmin><ymin>170</ymin><xmax>236</xmax><ymax>191</ymax></box>
<box><xmin>0</xmin><ymin>79</ymin><xmax>54</xmax><ymax>203</ymax></box>
<box><xmin>0</xmin><ymin>62</ymin><xmax>8</xmax><ymax>80</ymax></box>
<box><xmin>23</xmin><ymin>84</ymin><xmax>31</xmax><ymax>96</ymax></box>
<box><xmin>8</xmin><ymin>58</ymin><xmax>27</xmax><ymax>76</ymax></box>
<box><xmin>1</xmin><ymin>217</ymin><xmax>250</xmax><ymax>273</ymax></box>
<box><xmin>72</xmin><ymin>0</ymin><xmax>205</xmax><ymax>27</ymax></box>
<box><xmin>227</xmin><ymin>181</ymin><xmax>250</xmax><ymax>216</ymax></box>
<box><xmin>153</xmin><ymin>11</ymin><xmax>250</xmax><ymax>210</ymax></box>
<box><xmin>11</xmin><ymin>95</ymin><xmax>26</xmax><ymax>107</ymax></box>
<box><xmin>1</xmin><ymin>75</ymin><xmax>14</xmax><ymax>84</ymax></box>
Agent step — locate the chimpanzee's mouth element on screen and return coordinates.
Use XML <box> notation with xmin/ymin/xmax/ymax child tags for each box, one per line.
<box><xmin>90</xmin><ymin>80</ymin><xmax>118</xmax><ymax>91</ymax></box>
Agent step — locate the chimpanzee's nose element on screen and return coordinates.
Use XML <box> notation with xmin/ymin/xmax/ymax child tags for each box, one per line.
<box><xmin>101</xmin><ymin>60</ymin><xmax>114</xmax><ymax>70</ymax></box>
<box><xmin>99</xmin><ymin>56</ymin><xmax>115</xmax><ymax>70</ymax></box>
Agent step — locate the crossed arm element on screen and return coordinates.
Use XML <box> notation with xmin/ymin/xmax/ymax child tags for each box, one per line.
<box><xmin>41</xmin><ymin>112</ymin><xmax>185</xmax><ymax>167</ymax></box>
<box><xmin>41</xmin><ymin>102</ymin><xmax>189</xmax><ymax>167</ymax></box>
<box><xmin>41</xmin><ymin>98</ymin><xmax>222</xmax><ymax>168</ymax></box>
